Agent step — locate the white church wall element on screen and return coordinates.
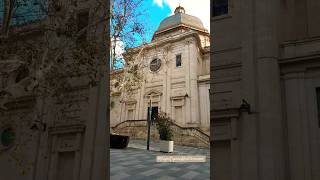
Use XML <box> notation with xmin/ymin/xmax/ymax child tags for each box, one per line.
<box><xmin>110</xmin><ymin>95</ymin><xmax>122</xmax><ymax>126</ymax></box>
<box><xmin>111</xmin><ymin>23</ymin><xmax>210</xmax><ymax>128</ymax></box>
<box><xmin>199</xmin><ymin>83</ymin><xmax>210</xmax><ymax>127</ymax></box>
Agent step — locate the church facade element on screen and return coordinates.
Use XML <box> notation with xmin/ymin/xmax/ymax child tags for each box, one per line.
<box><xmin>110</xmin><ymin>6</ymin><xmax>210</xmax><ymax>129</ymax></box>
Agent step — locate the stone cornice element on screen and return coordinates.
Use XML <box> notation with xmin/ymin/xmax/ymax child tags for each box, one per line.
<box><xmin>3</xmin><ymin>21</ymin><xmax>46</xmax><ymax>40</ymax></box>
<box><xmin>153</xmin><ymin>24</ymin><xmax>209</xmax><ymax>38</ymax></box>
<box><xmin>280</xmin><ymin>36</ymin><xmax>320</xmax><ymax>61</ymax></box>
<box><xmin>198</xmin><ymin>75</ymin><xmax>210</xmax><ymax>82</ymax></box>
<box><xmin>125</xmin><ymin>31</ymin><xmax>210</xmax><ymax>56</ymax></box>
<box><xmin>48</xmin><ymin>124</ymin><xmax>86</xmax><ymax>135</ymax></box>
<box><xmin>211</xmin><ymin>108</ymin><xmax>240</xmax><ymax>120</ymax></box>
<box><xmin>170</xmin><ymin>95</ymin><xmax>187</xmax><ymax>100</ymax></box>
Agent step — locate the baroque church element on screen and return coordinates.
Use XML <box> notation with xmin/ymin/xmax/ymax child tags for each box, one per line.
<box><xmin>110</xmin><ymin>6</ymin><xmax>210</xmax><ymax>129</ymax></box>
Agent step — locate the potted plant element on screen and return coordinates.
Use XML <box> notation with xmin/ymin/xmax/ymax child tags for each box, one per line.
<box><xmin>156</xmin><ymin>112</ymin><xmax>174</xmax><ymax>153</ymax></box>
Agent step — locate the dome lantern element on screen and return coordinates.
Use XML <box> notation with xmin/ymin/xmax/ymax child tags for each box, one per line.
<box><xmin>174</xmin><ymin>6</ymin><xmax>185</xmax><ymax>14</ymax></box>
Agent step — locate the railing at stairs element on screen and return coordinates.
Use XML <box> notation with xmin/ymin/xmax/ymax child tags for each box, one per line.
<box><xmin>111</xmin><ymin>119</ymin><xmax>210</xmax><ymax>146</ymax></box>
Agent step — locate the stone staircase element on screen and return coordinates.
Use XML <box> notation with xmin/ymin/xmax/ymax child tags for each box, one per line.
<box><xmin>111</xmin><ymin>120</ymin><xmax>210</xmax><ymax>148</ymax></box>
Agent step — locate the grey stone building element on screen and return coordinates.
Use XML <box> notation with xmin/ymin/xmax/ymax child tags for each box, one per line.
<box><xmin>0</xmin><ymin>1</ymin><xmax>107</xmax><ymax>180</ymax></box>
<box><xmin>210</xmin><ymin>0</ymin><xmax>320</xmax><ymax>180</ymax></box>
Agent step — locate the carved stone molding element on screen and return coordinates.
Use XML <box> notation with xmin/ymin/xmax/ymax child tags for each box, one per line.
<box><xmin>48</xmin><ymin>124</ymin><xmax>85</xmax><ymax>135</ymax></box>
<box><xmin>48</xmin><ymin>124</ymin><xmax>85</xmax><ymax>180</ymax></box>
<box><xmin>184</xmin><ymin>37</ymin><xmax>195</xmax><ymax>45</ymax></box>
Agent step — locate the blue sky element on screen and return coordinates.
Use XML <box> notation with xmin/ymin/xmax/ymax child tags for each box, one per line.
<box><xmin>134</xmin><ymin>0</ymin><xmax>210</xmax><ymax>44</ymax></box>
<box><xmin>113</xmin><ymin>0</ymin><xmax>209</xmax><ymax>69</ymax></box>
<box><xmin>137</xmin><ymin>0</ymin><xmax>172</xmax><ymax>43</ymax></box>
<box><xmin>112</xmin><ymin>0</ymin><xmax>173</xmax><ymax>69</ymax></box>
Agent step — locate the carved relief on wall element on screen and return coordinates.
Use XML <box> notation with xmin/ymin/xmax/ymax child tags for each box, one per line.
<box><xmin>54</xmin><ymin>86</ymin><xmax>89</xmax><ymax>126</ymax></box>
<box><xmin>126</xmin><ymin>100</ymin><xmax>136</xmax><ymax>110</ymax></box>
<box><xmin>49</xmin><ymin>125</ymin><xmax>85</xmax><ymax>152</ymax></box>
<box><xmin>0</xmin><ymin>60</ymin><xmax>34</xmax><ymax>110</ymax></box>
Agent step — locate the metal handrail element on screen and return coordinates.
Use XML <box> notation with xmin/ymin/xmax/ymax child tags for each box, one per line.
<box><xmin>111</xmin><ymin>119</ymin><xmax>210</xmax><ymax>144</ymax></box>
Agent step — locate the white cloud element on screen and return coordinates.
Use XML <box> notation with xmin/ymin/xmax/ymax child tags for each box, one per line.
<box><xmin>153</xmin><ymin>0</ymin><xmax>210</xmax><ymax>31</ymax></box>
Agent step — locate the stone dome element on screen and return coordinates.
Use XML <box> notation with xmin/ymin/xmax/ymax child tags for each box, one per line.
<box><xmin>156</xmin><ymin>6</ymin><xmax>207</xmax><ymax>32</ymax></box>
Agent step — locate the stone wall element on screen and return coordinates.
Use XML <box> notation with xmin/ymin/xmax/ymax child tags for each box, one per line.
<box><xmin>210</xmin><ymin>0</ymin><xmax>320</xmax><ymax>179</ymax></box>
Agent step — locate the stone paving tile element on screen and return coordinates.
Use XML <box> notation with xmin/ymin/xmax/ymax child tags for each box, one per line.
<box><xmin>110</xmin><ymin>166</ymin><xmax>126</xmax><ymax>171</ymax></box>
<box><xmin>169</xmin><ymin>167</ymin><xmax>181</xmax><ymax>171</ymax></box>
<box><xmin>140</xmin><ymin>168</ymin><xmax>163</xmax><ymax>176</ymax></box>
<box><xmin>180</xmin><ymin>171</ymin><xmax>200</xmax><ymax>179</ymax></box>
<box><xmin>110</xmin><ymin>172</ymin><xmax>130</xmax><ymax>180</ymax></box>
<box><xmin>156</xmin><ymin>176</ymin><xmax>177</xmax><ymax>180</ymax></box>
<box><xmin>187</xmin><ymin>164</ymin><xmax>201</xmax><ymax>170</ymax></box>
<box><xmin>110</xmin><ymin>140</ymin><xmax>210</xmax><ymax>180</ymax></box>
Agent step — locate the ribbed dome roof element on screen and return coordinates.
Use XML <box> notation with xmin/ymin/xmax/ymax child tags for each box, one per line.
<box><xmin>156</xmin><ymin>6</ymin><xmax>207</xmax><ymax>32</ymax></box>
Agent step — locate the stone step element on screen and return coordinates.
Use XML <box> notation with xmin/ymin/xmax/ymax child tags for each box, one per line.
<box><xmin>113</xmin><ymin>124</ymin><xmax>209</xmax><ymax>148</ymax></box>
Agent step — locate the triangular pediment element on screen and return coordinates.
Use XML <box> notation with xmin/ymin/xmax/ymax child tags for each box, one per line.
<box><xmin>144</xmin><ymin>89</ymin><xmax>162</xmax><ymax>98</ymax></box>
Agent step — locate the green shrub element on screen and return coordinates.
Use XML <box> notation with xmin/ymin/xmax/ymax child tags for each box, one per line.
<box><xmin>155</xmin><ymin>112</ymin><xmax>173</xmax><ymax>141</ymax></box>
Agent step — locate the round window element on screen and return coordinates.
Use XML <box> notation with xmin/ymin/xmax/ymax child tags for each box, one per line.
<box><xmin>1</xmin><ymin>128</ymin><xmax>15</xmax><ymax>147</ymax></box>
<box><xmin>150</xmin><ymin>58</ymin><xmax>161</xmax><ymax>72</ymax></box>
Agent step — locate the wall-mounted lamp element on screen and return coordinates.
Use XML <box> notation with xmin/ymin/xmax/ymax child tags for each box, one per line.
<box><xmin>239</xmin><ymin>99</ymin><xmax>252</xmax><ymax>114</ymax></box>
<box><xmin>30</xmin><ymin>120</ymin><xmax>46</xmax><ymax>132</ymax></box>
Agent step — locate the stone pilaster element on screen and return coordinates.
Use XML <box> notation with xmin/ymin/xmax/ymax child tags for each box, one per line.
<box><xmin>184</xmin><ymin>39</ymin><xmax>192</xmax><ymax>124</ymax></box>
<box><xmin>138</xmin><ymin>79</ymin><xmax>146</xmax><ymax>119</ymax></box>
<box><xmin>185</xmin><ymin>37</ymin><xmax>200</xmax><ymax>125</ymax></box>
<box><xmin>254</xmin><ymin>0</ymin><xmax>285</xmax><ymax>179</ymax></box>
<box><xmin>164</xmin><ymin>44</ymin><xmax>172</xmax><ymax>115</ymax></box>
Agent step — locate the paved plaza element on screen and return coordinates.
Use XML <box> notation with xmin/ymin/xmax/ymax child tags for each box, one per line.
<box><xmin>110</xmin><ymin>140</ymin><xmax>210</xmax><ymax>180</ymax></box>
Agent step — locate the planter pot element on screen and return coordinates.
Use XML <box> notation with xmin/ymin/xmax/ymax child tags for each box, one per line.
<box><xmin>110</xmin><ymin>134</ymin><xmax>130</xmax><ymax>149</ymax></box>
<box><xmin>160</xmin><ymin>140</ymin><xmax>174</xmax><ymax>153</ymax></box>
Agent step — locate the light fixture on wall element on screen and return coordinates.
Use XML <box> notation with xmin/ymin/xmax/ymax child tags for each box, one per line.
<box><xmin>239</xmin><ymin>99</ymin><xmax>252</xmax><ymax>114</ymax></box>
<box><xmin>30</xmin><ymin>120</ymin><xmax>46</xmax><ymax>132</ymax></box>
